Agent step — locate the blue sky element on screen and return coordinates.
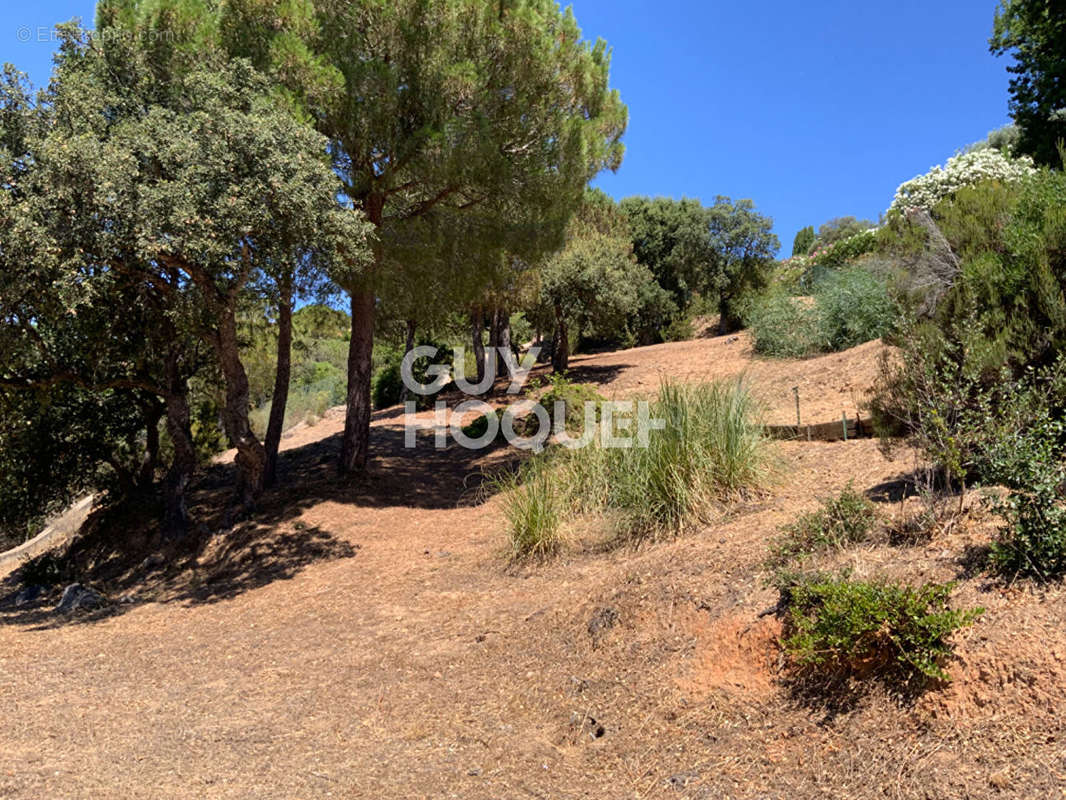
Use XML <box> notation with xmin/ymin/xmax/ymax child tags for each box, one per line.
<box><xmin>2</xmin><ymin>1</ymin><xmax>1012</xmax><ymax>255</ymax></box>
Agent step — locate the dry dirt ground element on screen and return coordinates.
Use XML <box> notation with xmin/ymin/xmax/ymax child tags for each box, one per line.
<box><xmin>2</xmin><ymin>332</ymin><xmax>1065</xmax><ymax>799</ymax></box>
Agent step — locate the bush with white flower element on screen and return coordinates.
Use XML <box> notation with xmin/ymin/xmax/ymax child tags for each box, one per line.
<box><xmin>809</xmin><ymin>229</ymin><xmax>879</xmax><ymax>269</ymax></box>
<box><xmin>889</xmin><ymin>149</ymin><xmax>1036</xmax><ymax>214</ymax></box>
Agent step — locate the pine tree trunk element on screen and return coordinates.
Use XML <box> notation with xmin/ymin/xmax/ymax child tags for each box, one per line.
<box><xmin>340</xmin><ymin>193</ymin><xmax>383</xmax><ymax>475</ymax></box>
<box><xmin>487</xmin><ymin>306</ymin><xmax>500</xmax><ymax>383</ymax></box>
<box><xmin>264</xmin><ymin>274</ymin><xmax>294</xmax><ymax>488</ymax></box>
<box><xmin>718</xmin><ymin>296</ymin><xmax>735</xmax><ymax>335</ymax></box>
<box><xmin>340</xmin><ymin>288</ymin><xmax>376</xmax><ymax>473</ymax></box>
<box><xmin>162</xmin><ymin>357</ymin><xmax>195</xmax><ymax>539</ymax></box>
<box><xmin>400</xmin><ymin>318</ymin><xmax>416</xmax><ymax>404</ymax></box>
<box><xmin>471</xmin><ymin>305</ymin><xmax>487</xmax><ymax>390</ymax></box>
<box><xmin>216</xmin><ymin>307</ymin><xmax>268</xmax><ymax>510</ymax></box>
<box><xmin>496</xmin><ymin>308</ymin><xmax>512</xmax><ymax>377</ymax></box>
<box><xmin>552</xmin><ymin>303</ymin><xmax>569</xmax><ymax>373</ymax></box>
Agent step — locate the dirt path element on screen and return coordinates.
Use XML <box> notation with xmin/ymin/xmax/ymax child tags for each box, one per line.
<box><xmin>1</xmin><ymin>336</ymin><xmax>1063</xmax><ymax>799</ymax></box>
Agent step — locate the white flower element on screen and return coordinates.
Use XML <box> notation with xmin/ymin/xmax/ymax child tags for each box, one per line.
<box><xmin>888</xmin><ymin>149</ymin><xmax>1036</xmax><ymax>214</ymax></box>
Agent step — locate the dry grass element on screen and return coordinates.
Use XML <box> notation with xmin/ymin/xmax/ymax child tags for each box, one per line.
<box><xmin>1</xmin><ymin>335</ymin><xmax>1064</xmax><ymax>799</ymax></box>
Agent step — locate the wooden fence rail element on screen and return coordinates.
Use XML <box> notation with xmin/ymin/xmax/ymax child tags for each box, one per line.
<box><xmin>764</xmin><ymin>415</ymin><xmax>873</xmax><ymax>443</ymax></box>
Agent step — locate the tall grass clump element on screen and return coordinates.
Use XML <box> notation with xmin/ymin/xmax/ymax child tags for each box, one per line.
<box><xmin>602</xmin><ymin>381</ymin><xmax>770</xmax><ymax>535</ymax></box>
<box><xmin>495</xmin><ymin>379</ymin><xmax>771</xmax><ymax>554</ymax></box>
<box><xmin>495</xmin><ymin>460</ymin><xmax>564</xmax><ymax>560</ymax></box>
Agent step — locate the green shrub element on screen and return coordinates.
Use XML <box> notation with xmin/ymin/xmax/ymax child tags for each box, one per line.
<box><xmin>372</xmin><ymin>339</ymin><xmax>454</xmax><ymax>410</ymax></box>
<box><xmin>792</xmin><ymin>225</ymin><xmax>815</xmax><ymax>257</ymax></box>
<box><xmin>461</xmin><ymin>408</ymin><xmax>505</xmax><ymax>443</ymax></box>
<box><xmin>991</xmin><ymin>486</ymin><xmax>1066</xmax><ymax>581</ymax></box>
<box><xmin>868</xmin><ymin>170</ymin><xmax>1066</xmax><ymax>583</ymax></box>
<box><xmin>769</xmin><ymin>483</ymin><xmax>879</xmax><ymax>567</ymax></box>
<box><xmin>661</xmin><ymin>313</ymin><xmax>696</xmax><ymax>342</ymax></box>
<box><xmin>807</xmin><ymin>228</ymin><xmax>879</xmax><ymax>271</ymax></box>
<box><xmin>531</xmin><ymin>373</ymin><xmax>605</xmax><ymax>434</ymax></box>
<box><xmin>743</xmin><ymin>290</ymin><xmax>820</xmax><ymax>358</ymax></box>
<box><xmin>983</xmin><ymin>411</ymin><xmax>1066</xmax><ymax>580</ymax></box>
<box><xmin>813</xmin><ymin>266</ymin><xmax>896</xmax><ymax>351</ymax></box>
<box><xmin>509</xmin><ymin>312</ymin><xmax>534</xmax><ymax>350</ymax></box>
<box><xmin>371</xmin><ymin>362</ymin><xmax>405</xmax><ymax>410</ymax></box>
<box><xmin>778</xmin><ymin>572</ymin><xmax>982</xmax><ymax>687</ymax></box>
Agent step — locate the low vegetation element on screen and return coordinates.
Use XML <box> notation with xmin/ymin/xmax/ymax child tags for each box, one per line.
<box><xmin>499</xmin><ymin>379</ymin><xmax>771</xmax><ymax>554</ymax></box>
<box><xmin>495</xmin><ymin>464</ymin><xmax>564</xmax><ymax>561</ymax></box>
<box><xmin>768</xmin><ymin>483</ymin><xmax>879</xmax><ymax>568</ymax></box>
<box><xmin>744</xmin><ymin>266</ymin><xmax>896</xmax><ymax>357</ymax></box>
<box><xmin>777</xmin><ymin>572</ymin><xmax>983</xmax><ymax>688</ymax></box>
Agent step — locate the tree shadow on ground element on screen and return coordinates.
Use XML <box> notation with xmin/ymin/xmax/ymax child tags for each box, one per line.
<box><xmin>864</xmin><ymin>473</ymin><xmax>923</xmax><ymax>504</ymax></box>
<box><xmin>559</xmin><ymin>362</ymin><xmax>630</xmax><ymax>388</ymax></box>
<box><xmin>0</xmin><ymin>417</ymin><xmax>523</xmax><ymax>630</ymax></box>
<box><xmin>864</xmin><ymin>467</ymin><xmax>964</xmax><ymax>505</ymax></box>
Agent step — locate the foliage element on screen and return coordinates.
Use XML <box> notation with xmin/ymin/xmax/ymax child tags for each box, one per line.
<box><xmin>813</xmin><ymin>266</ymin><xmax>896</xmax><ymax>351</ymax></box>
<box><xmin>629</xmin><ymin>280</ymin><xmax>680</xmax><ymax>346</ymax></box>
<box><xmin>744</xmin><ymin>267</ymin><xmax>893</xmax><ymax>357</ymax></box>
<box><xmin>371</xmin><ymin>339</ymin><xmax>454</xmax><ymax>410</ymax></box>
<box><xmin>778</xmin><ymin>572</ymin><xmax>982</xmax><ymax>686</ymax></box>
<box><xmin>707</xmin><ymin>197</ymin><xmax>781</xmax><ymax>330</ymax></box>
<box><xmin>494</xmin><ymin>380</ymin><xmax>770</xmax><ymax>551</ymax></box>
<box><xmin>769</xmin><ymin>255</ymin><xmax>810</xmax><ymax>291</ymax></box>
<box><xmin>621</xmin><ymin>196</ymin><xmax>716</xmax><ymax>311</ymax></box>
<box><xmin>870</xmin><ymin>319</ymin><xmax>1066</xmax><ymax>584</ymax></box>
<box><xmin>872</xmin><ymin>167</ymin><xmax>1066</xmax><ymax>458</ymax></box>
<box><xmin>814</xmin><ymin>216</ymin><xmax>876</xmax><ymax>249</ymax></box>
<box><xmin>621</xmin><ymin>195</ymin><xmax>779</xmax><ymax>333</ymax></box>
<box><xmin>980</xmin><ymin>401</ymin><xmax>1066</xmax><ymax>581</ymax></box>
<box><xmin>889</xmin><ymin>148</ymin><xmax>1036</xmax><ymax>214</ymax></box>
<box><xmin>964</xmin><ymin>123</ymin><xmax>1022</xmax><ymax>156</ymax></box>
<box><xmin>509</xmin><ymin>312</ymin><xmax>534</xmax><ymax>351</ymax></box>
<box><xmin>531</xmin><ymin>190</ymin><xmax>663</xmax><ymax>367</ymax></box>
<box><xmin>660</xmin><ymin>314</ymin><xmax>696</xmax><ymax>343</ymax></box>
<box><xmin>743</xmin><ymin>290</ymin><xmax>821</xmax><ymax>358</ymax></box>
<box><xmin>807</xmin><ymin>230</ymin><xmax>879</xmax><ymax>272</ymax></box>
<box><xmin>769</xmin><ymin>483</ymin><xmax>879</xmax><ymax>568</ymax></box>
<box><xmin>540</xmin><ymin>209</ymin><xmax>652</xmax><ymax>344</ymax></box>
<box><xmin>792</xmin><ymin>225</ymin><xmax>815</xmax><ymax>257</ymax></box>
<box><xmin>989</xmin><ymin>471</ymin><xmax>1066</xmax><ymax>581</ymax></box>
<box><xmin>530</xmin><ymin>373</ymin><xmax>605</xmax><ymax>434</ymax></box>
<box><xmin>990</xmin><ymin>0</ymin><xmax>1066</xmax><ymax>166</ymax></box>
<box><xmin>461</xmin><ymin>409</ymin><xmax>504</xmax><ymax>442</ymax></box>
<box><xmin>0</xmin><ymin>386</ymin><xmax>144</xmax><ymax>548</ymax></box>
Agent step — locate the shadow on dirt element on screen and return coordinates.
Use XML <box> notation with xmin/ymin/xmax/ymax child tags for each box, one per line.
<box><xmin>0</xmin><ymin>416</ymin><xmax>522</xmax><ymax>630</ymax></box>
<box><xmin>864</xmin><ymin>467</ymin><xmax>965</xmax><ymax>505</ymax></box>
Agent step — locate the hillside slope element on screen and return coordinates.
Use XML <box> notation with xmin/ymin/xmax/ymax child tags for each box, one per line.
<box><xmin>1</xmin><ymin>335</ymin><xmax>1063</xmax><ymax>799</ymax></box>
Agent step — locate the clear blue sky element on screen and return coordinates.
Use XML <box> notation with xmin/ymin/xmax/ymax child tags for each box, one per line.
<box><xmin>2</xmin><ymin>1</ymin><xmax>1012</xmax><ymax>255</ymax></box>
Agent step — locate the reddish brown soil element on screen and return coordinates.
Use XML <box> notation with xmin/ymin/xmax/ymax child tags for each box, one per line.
<box><xmin>1</xmin><ymin>334</ymin><xmax>1063</xmax><ymax>799</ymax></box>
